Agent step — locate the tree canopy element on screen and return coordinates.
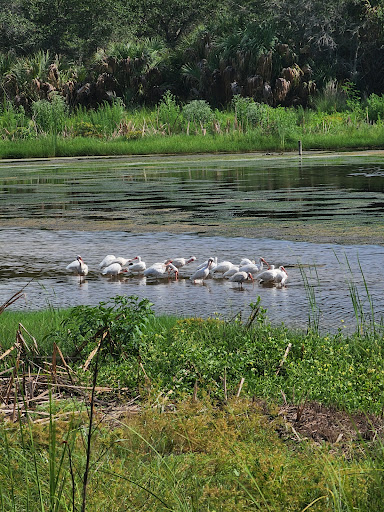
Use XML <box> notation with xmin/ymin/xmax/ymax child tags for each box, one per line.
<box><xmin>1</xmin><ymin>0</ymin><xmax>384</xmax><ymax>107</ymax></box>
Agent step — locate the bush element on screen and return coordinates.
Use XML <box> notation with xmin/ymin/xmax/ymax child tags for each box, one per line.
<box><xmin>232</xmin><ymin>95</ymin><xmax>270</xmax><ymax>130</ymax></box>
<box><xmin>52</xmin><ymin>295</ymin><xmax>154</xmax><ymax>362</ymax></box>
<box><xmin>182</xmin><ymin>100</ymin><xmax>214</xmax><ymax>129</ymax></box>
<box><xmin>71</xmin><ymin>120</ymin><xmax>103</xmax><ymax>138</ymax></box>
<box><xmin>0</xmin><ymin>102</ymin><xmax>33</xmax><ymax>139</ymax></box>
<box><xmin>366</xmin><ymin>93</ymin><xmax>384</xmax><ymax>122</ymax></box>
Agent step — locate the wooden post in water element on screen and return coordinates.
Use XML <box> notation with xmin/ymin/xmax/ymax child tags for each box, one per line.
<box><xmin>298</xmin><ymin>140</ymin><xmax>303</xmax><ymax>156</ymax></box>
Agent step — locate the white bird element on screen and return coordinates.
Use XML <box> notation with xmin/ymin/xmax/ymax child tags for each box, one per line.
<box><xmin>144</xmin><ymin>261</ymin><xmax>178</xmax><ymax>279</ymax></box>
<box><xmin>239</xmin><ymin>257</ymin><xmax>269</xmax><ymax>275</ymax></box>
<box><xmin>256</xmin><ymin>265</ymin><xmax>288</xmax><ymax>286</ymax></box>
<box><xmin>66</xmin><ymin>255</ymin><xmax>89</xmax><ymax>277</ymax></box>
<box><xmin>99</xmin><ymin>254</ymin><xmax>117</xmax><ymax>269</ymax></box>
<box><xmin>171</xmin><ymin>256</ymin><xmax>197</xmax><ymax>269</ymax></box>
<box><xmin>114</xmin><ymin>257</ymin><xmax>129</xmax><ymax>266</ymax></box>
<box><xmin>196</xmin><ymin>256</ymin><xmax>217</xmax><ymax>271</ymax></box>
<box><xmin>101</xmin><ymin>262</ymin><xmax>127</xmax><ymax>276</ymax></box>
<box><xmin>229</xmin><ymin>271</ymin><xmax>254</xmax><ymax>289</ymax></box>
<box><xmin>211</xmin><ymin>260</ymin><xmax>236</xmax><ymax>277</ymax></box>
<box><xmin>223</xmin><ymin>265</ymin><xmax>239</xmax><ymax>278</ymax></box>
<box><xmin>239</xmin><ymin>258</ymin><xmax>255</xmax><ymax>266</ymax></box>
<box><xmin>127</xmin><ymin>256</ymin><xmax>146</xmax><ymax>273</ymax></box>
<box><xmin>190</xmin><ymin>257</ymin><xmax>214</xmax><ymax>283</ymax></box>
<box><xmin>99</xmin><ymin>255</ymin><xmax>129</xmax><ymax>268</ymax></box>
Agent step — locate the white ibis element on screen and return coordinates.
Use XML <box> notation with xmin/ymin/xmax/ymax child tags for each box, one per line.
<box><xmin>66</xmin><ymin>255</ymin><xmax>89</xmax><ymax>277</ymax></box>
<box><xmin>211</xmin><ymin>260</ymin><xmax>236</xmax><ymax>277</ymax></box>
<box><xmin>127</xmin><ymin>256</ymin><xmax>146</xmax><ymax>273</ymax></box>
<box><xmin>190</xmin><ymin>257</ymin><xmax>214</xmax><ymax>283</ymax></box>
<box><xmin>101</xmin><ymin>262</ymin><xmax>127</xmax><ymax>277</ymax></box>
<box><xmin>256</xmin><ymin>265</ymin><xmax>288</xmax><ymax>286</ymax></box>
<box><xmin>239</xmin><ymin>257</ymin><xmax>269</xmax><ymax>275</ymax></box>
<box><xmin>171</xmin><ymin>256</ymin><xmax>197</xmax><ymax>269</ymax></box>
<box><xmin>144</xmin><ymin>261</ymin><xmax>178</xmax><ymax>279</ymax></box>
<box><xmin>229</xmin><ymin>271</ymin><xmax>254</xmax><ymax>289</ymax></box>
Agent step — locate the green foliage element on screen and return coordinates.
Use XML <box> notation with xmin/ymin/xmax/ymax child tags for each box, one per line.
<box><xmin>32</xmin><ymin>94</ymin><xmax>67</xmax><ymax>134</ymax></box>
<box><xmin>232</xmin><ymin>96</ymin><xmax>270</xmax><ymax>130</ymax></box>
<box><xmin>71</xmin><ymin>120</ymin><xmax>103</xmax><ymax>138</ymax></box>
<box><xmin>157</xmin><ymin>90</ymin><xmax>181</xmax><ymax>134</ymax></box>
<box><xmin>182</xmin><ymin>99</ymin><xmax>214</xmax><ymax>128</ymax></box>
<box><xmin>0</xmin><ymin>101</ymin><xmax>33</xmax><ymax>139</ymax></box>
<box><xmin>366</xmin><ymin>93</ymin><xmax>384</xmax><ymax>122</ymax></box>
<box><xmin>55</xmin><ymin>295</ymin><xmax>154</xmax><ymax>361</ymax></box>
<box><xmin>311</xmin><ymin>80</ymin><xmax>348</xmax><ymax>113</ymax></box>
<box><xmin>70</xmin><ymin>102</ymin><xmax>126</xmax><ymax>137</ymax></box>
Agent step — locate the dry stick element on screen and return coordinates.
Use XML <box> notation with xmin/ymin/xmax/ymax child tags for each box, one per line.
<box><xmin>296</xmin><ymin>393</ymin><xmax>309</xmax><ymax>422</ymax></box>
<box><xmin>223</xmin><ymin>368</ymin><xmax>227</xmax><ymax>401</ymax></box>
<box><xmin>291</xmin><ymin>424</ymin><xmax>302</xmax><ymax>442</ymax></box>
<box><xmin>280</xmin><ymin>389</ymin><xmax>288</xmax><ymax>406</ymax></box>
<box><xmin>54</xmin><ymin>343</ymin><xmax>75</xmax><ymax>384</ymax></box>
<box><xmin>0</xmin><ymin>279</ymin><xmax>34</xmax><ymax>314</ymax></box>
<box><xmin>193</xmin><ymin>379</ymin><xmax>198</xmax><ymax>402</ymax></box>
<box><xmin>139</xmin><ymin>362</ymin><xmax>150</xmax><ymax>387</ymax></box>
<box><xmin>82</xmin><ymin>338</ymin><xmax>103</xmax><ymax>372</ymax></box>
<box><xmin>52</xmin><ymin>342</ymin><xmax>57</xmax><ymax>384</ymax></box>
<box><xmin>5</xmin><ymin>356</ymin><xmax>20</xmax><ymax>404</ymax></box>
<box><xmin>236</xmin><ymin>377</ymin><xmax>245</xmax><ymax>398</ymax></box>
<box><xmin>18</xmin><ymin>323</ymin><xmax>39</xmax><ymax>353</ymax></box>
<box><xmin>0</xmin><ymin>344</ymin><xmax>17</xmax><ymax>361</ymax></box>
<box><xmin>276</xmin><ymin>343</ymin><xmax>292</xmax><ymax>375</ymax></box>
<box><xmin>16</xmin><ymin>328</ymin><xmax>30</xmax><ymax>353</ymax></box>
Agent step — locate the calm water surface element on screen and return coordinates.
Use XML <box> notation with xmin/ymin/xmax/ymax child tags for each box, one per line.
<box><xmin>1</xmin><ymin>152</ymin><xmax>384</xmax><ymax>332</ymax></box>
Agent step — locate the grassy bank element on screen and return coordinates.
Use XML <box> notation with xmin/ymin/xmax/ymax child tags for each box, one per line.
<box><xmin>1</xmin><ymin>128</ymin><xmax>384</xmax><ymax>160</ymax></box>
<box><xmin>1</xmin><ymin>297</ymin><xmax>383</xmax><ymax>414</ymax></box>
<box><xmin>2</xmin><ymin>95</ymin><xmax>384</xmax><ymax>159</ymax></box>
<box><xmin>1</xmin><ymin>298</ymin><xmax>384</xmax><ymax>510</ymax></box>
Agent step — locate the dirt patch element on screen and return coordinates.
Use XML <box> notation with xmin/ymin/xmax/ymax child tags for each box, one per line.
<box><xmin>277</xmin><ymin>401</ymin><xmax>384</xmax><ymax>446</ymax></box>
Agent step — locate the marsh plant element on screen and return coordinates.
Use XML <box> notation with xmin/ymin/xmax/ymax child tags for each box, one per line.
<box><xmin>32</xmin><ymin>94</ymin><xmax>68</xmax><ymax>135</ymax></box>
<box><xmin>182</xmin><ymin>99</ymin><xmax>213</xmax><ymax>132</ymax></box>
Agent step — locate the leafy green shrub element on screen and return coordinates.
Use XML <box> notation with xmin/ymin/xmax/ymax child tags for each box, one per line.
<box><xmin>87</xmin><ymin>101</ymin><xmax>126</xmax><ymax>136</ymax></box>
<box><xmin>182</xmin><ymin>100</ymin><xmax>214</xmax><ymax>129</ymax></box>
<box><xmin>266</xmin><ymin>106</ymin><xmax>298</xmax><ymax>145</ymax></box>
<box><xmin>232</xmin><ymin>95</ymin><xmax>271</xmax><ymax>131</ymax></box>
<box><xmin>53</xmin><ymin>295</ymin><xmax>154</xmax><ymax>361</ymax></box>
<box><xmin>70</xmin><ymin>101</ymin><xmax>126</xmax><ymax>137</ymax></box>
<box><xmin>366</xmin><ymin>93</ymin><xmax>384</xmax><ymax>122</ymax></box>
<box><xmin>71</xmin><ymin>120</ymin><xmax>103</xmax><ymax>137</ymax></box>
<box><xmin>0</xmin><ymin>102</ymin><xmax>33</xmax><ymax>139</ymax></box>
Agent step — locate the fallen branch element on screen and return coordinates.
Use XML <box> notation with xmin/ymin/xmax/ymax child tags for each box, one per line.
<box><xmin>276</xmin><ymin>343</ymin><xmax>292</xmax><ymax>375</ymax></box>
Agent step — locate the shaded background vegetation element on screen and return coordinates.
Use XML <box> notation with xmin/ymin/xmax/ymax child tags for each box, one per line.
<box><xmin>1</xmin><ymin>0</ymin><xmax>384</xmax><ymax>111</ymax></box>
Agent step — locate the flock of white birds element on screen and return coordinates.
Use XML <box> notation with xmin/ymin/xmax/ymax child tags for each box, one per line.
<box><xmin>66</xmin><ymin>254</ymin><xmax>288</xmax><ymax>288</ymax></box>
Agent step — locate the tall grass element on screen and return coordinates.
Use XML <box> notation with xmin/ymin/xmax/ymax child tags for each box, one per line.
<box><xmin>2</xmin><ymin>97</ymin><xmax>384</xmax><ymax>158</ymax></box>
<box><xmin>299</xmin><ymin>264</ymin><xmax>321</xmax><ymax>333</ymax></box>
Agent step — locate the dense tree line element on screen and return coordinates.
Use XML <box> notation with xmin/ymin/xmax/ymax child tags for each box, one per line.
<box><xmin>1</xmin><ymin>0</ymin><xmax>384</xmax><ymax>109</ymax></box>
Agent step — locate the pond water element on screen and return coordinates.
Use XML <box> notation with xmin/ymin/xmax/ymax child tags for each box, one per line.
<box><xmin>1</xmin><ymin>151</ymin><xmax>384</xmax><ymax>332</ymax></box>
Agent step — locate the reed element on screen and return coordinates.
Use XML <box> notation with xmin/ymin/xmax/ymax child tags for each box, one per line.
<box><xmin>299</xmin><ymin>264</ymin><xmax>321</xmax><ymax>333</ymax></box>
